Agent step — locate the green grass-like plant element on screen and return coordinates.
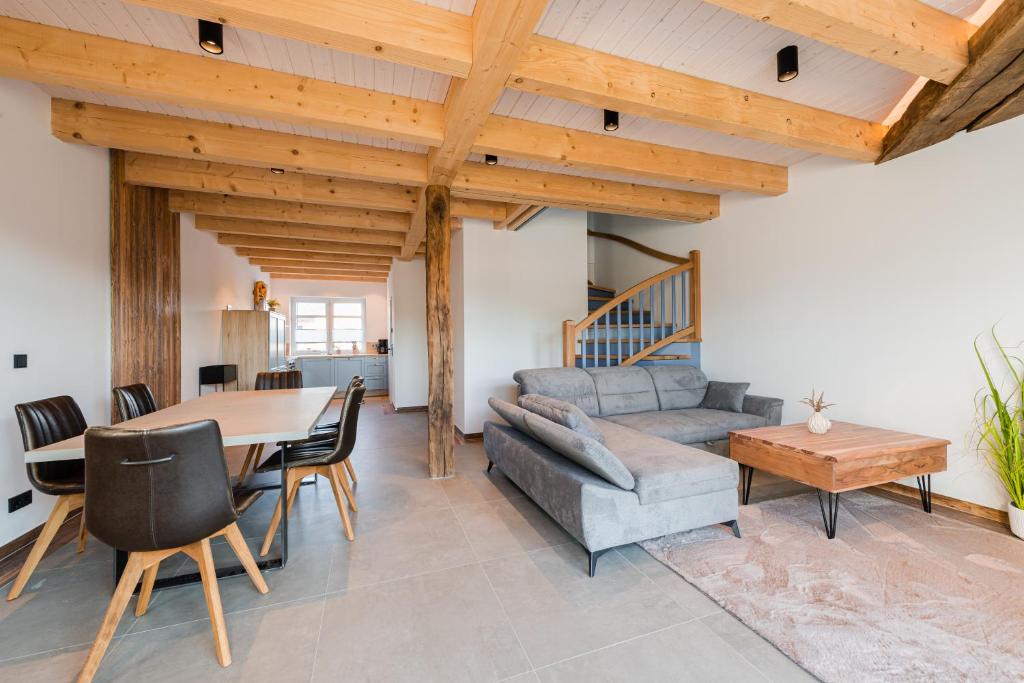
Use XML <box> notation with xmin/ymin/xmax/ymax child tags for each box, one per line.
<box><xmin>974</xmin><ymin>328</ymin><xmax>1024</xmax><ymax>510</ymax></box>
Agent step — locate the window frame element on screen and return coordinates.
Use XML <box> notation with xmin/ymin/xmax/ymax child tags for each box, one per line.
<box><xmin>290</xmin><ymin>296</ymin><xmax>367</xmax><ymax>355</ymax></box>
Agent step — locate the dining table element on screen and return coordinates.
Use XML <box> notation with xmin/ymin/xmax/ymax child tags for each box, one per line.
<box><xmin>25</xmin><ymin>386</ymin><xmax>337</xmax><ymax>592</ymax></box>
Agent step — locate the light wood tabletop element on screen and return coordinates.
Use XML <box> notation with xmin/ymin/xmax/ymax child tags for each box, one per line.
<box><xmin>26</xmin><ymin>387</ymin><xmax>336</xmax><ymax>463</ymax></box>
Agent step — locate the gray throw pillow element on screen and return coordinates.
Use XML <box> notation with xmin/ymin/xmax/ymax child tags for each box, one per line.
<box><xmin>487</xmin><ymin>397</ymin><xmax>535</xmax><ymax>438</ymax></box>
<box><xmin>518</xmin><ymin>394</ymin><xmax>606</xmax><ymax>443</ymax></box>
<box><xmin>700</xmin><ymin>381</ymin><xmax>750</xmax><ymax>413</ymax></box>
<box><xmin>523</xmin><ymin>413</ymin><xmax>635</xmax><ymax>490</ymax></box>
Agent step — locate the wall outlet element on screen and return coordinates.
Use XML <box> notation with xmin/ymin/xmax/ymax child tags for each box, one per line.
<box><xmin>8</xmin><ymin>490</ymin><xmax>31</xmax><ymax>513</ymax></box>
<box><xmin>13</xmin><ymin>354</ymin><xmax>27</xmax><ymax>369</ymax></box>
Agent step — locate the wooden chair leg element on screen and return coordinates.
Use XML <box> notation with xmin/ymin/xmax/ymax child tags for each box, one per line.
<box><xmin>260</xmin><ymin>470</ymin><xmax>294</xmax><ymax>557</ymax></box>
<box><xmin>326</xmin><ymin>466</ymin><xmax>355</xmax><ymax>541</ymax></box>
<box><xmin>77</xmin><ymin>553</ymin><xmax>145</xmax><ymax>683</ymax></box>
<box><xmin>134</xmin><ymin>562</ymin><xmax>160</xmax><ymax>617</ymax></box>
<box><xmin>7</xmin><ymin>495</ymin><xmax>74</xmax><ymax>601</ymax></box>
<box><xmin>286</xmin><ymin>475</ymin><xmax>302</xmax><ymax>516</ymax></box>
<box><xmin>222</xmin><ymin>523</ymin><xmax>269</xmax><ymax>595</ymax></box>
<box><xmin>343</xmin><ymin>458</ymin><xmax>358</xmax><ymax>486</ymax></box>
<box><xmin>236</xmin><ymin>444</ymin><xmax>257</xmax><ymax>483</ymax></box>
<box><xmin>193</xmin><ymin>538</ymin><xmax>231</xmax><ymax>667</ymax></box>
<box><xmin>76</xmin><ymin>513</ymin><xmax>88</xmax><ymax>554</ymax></box>
<box><xmin>334</xmin><ymin>464</ymin><xmax>358</xmax><ymax>512</ymax></box>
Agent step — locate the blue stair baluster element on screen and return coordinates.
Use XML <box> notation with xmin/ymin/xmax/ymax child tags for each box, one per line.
<box><xmin>603</xmin><ymin>313</ymin><xmax>610</xmax><ymax>367</ymax></box>
<box><xmin>638</xmin><ymin>289</ymin><xmax>644</xmax><ymax>358</ymax></box>
<box><xmin>648</xmin><ymin>285</ymin><xmax>654</xmax><ymax>348</ymax></box>
<box><xmin>617</xmin><ymin>307</ymin><xmax>622</xmax><ymax>366</ymax></box>
<box><xmin>671</xmin><ymin>274</ymin><xmax>678</xmax><ymax>333</ymax></box>
<box><xmin>660</xmin><ymin>279</ymin><xmax>666</xmax><ymax>341</ymax></box>
<box><xmin>627</xmin><ymin>297</ymin><xmax>633</xmax><ymax>363</ymax></box>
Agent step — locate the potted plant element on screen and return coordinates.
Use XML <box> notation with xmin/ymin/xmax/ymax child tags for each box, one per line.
<box><xmin>974</xmin><ymin>328</ymin><xmax>1024</xmax><ymax>539</ymax></box>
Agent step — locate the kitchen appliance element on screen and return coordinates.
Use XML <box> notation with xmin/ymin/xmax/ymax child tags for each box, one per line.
<box><xmin>376</xmin><ymin>338</ymin><xmax>389</xmax><ymax>354</ymax></box>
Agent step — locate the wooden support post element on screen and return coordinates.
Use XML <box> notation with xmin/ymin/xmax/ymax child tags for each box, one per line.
<box><xmin>425</xmin><ymin>185</ymin><xmax>454</xmax><ymax>478</ymax></box>
<box><xmin>689</xmin><ymin>250</ymin><xmax>702</xmax><ymax>341</ymax></box>
<box><xmin>562</xmin><ymin>320</ymin><xmax>576</xmax><ymax>368</ymax></box>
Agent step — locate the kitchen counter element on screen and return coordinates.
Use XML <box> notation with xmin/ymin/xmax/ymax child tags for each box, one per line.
<box><xmin>290</xmin><ymin>353</ymin><xmax>386</xmax><ymax>359</ymax></box>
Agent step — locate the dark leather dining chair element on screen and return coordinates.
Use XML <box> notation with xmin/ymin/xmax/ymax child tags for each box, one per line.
<box><xmin>77</xmin><ymin>420</ymin><xmax>268</xmax><ymax>683</ymax></box>
<box><xmin>9</xmin><ymin>396</ymin><xmax>88</xmax><ymax>601</ymax></box>
<box><xmin>257</xmin><ymin>382</ymin><xmax>365</xmax><ymax>555</ymax></box>
<box><xmin>236</xmin><ymin>370</ymin><xmax>306</xmax><ymax>483</ymax></box>
<box><xmin>294</xmin><ymin>374</ymin><xmax>363</xmax><ymax>486</ymax></box>
<box><xmin>111</xmin><ymin>383</ymin><xmax>158</xmax><ymax>423</ymax></box>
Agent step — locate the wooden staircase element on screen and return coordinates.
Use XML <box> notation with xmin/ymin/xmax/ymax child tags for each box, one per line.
<box><xmin>563</xmin><ymin>251</ymin><xmax>701</xmax><ymax>368</ymax></box>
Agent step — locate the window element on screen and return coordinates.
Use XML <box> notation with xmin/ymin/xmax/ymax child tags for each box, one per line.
<box><xmin>291</xmin><ymin>297</ymin><xmax>366</xmax><ymax>354</ymax></box>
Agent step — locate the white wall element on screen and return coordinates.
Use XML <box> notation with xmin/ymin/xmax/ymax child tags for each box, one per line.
<box><xmin>457</xmin><ymin>209</ymin><xmax>589</xmax><ymax>434</ymax></box>
<box><xmin>270</xmin><ymin>278</ymin><xmax>388</xmax><ymax>354</ymax></box>
<box><xmin>592</xmin><ymin>116</ymin><xmax>1024</xmax><ymax>511</ymax></box>
<box><xmin>388</xmin><ymin>259</ymin><xmax>428</xmax><ymax>409</ymax></box>
<box><xmin>179</xmin><ymin>215</ymin><xmax>264</xmax><ymax>400</ymax></box>
<box><xmin>0</xmin><ymin>79</ymin><xmax>110</xmax><ymax>545</ymax></box>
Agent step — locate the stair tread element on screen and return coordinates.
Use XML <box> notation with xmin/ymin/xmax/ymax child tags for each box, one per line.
<box><xmin>576</xmin><ymin>353</ymin><xmax>693</xmax><ymax>360</ymax></box>
<box><xmin>588</xmin><ymin>283</ymin><xmax>616</xmax><ymax>294</ymax></box>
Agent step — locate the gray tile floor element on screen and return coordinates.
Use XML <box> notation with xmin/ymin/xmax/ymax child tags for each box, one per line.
<box><xmin>0</xmin><ymin>399</ymin><xmax>816</xmax><ymax>682</ymax></box>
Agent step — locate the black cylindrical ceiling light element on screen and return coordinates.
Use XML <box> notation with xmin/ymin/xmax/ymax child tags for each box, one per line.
<box><xmin>270</xmin><ymin>167</ymin><xmax>285</xmax><ymax>174</ymax></box>
<box><xmin>603</xmin><ymin>109</ymin><xmax>619</xmax><ymax>131</ymax></box>
<box><xmin>484</xmin><ymin>154</ymin><xmax>498</xmax><ymax>165</ymax></box>
<box><xmin>198</xmin><ymin>19</ymin><xmax>224</xmax><ymax>55</ymax></box>
<box><xmin>777</xmin><ymin>45</ymin><xmax>798</xmax><ymax>82</ymax></box>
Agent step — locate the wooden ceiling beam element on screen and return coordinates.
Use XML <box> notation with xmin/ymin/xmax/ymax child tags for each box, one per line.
<box><xmin>249</xmin><ymin>258</ymin><xmax>391</xmax><ymax>272</ymax></box>
<box><xmin>170</xmin><ymin>192</ymin><xmax>410</xmax><ymax>232</ymax></box>
<box><xmin>509</xmin><ymin>35</ymin><xmax>886</xmax><ymax>161</ymax></box>
<box><xmin>427</xmin><ymin>0</ymin><xmax>548</xmax><ymax>185</ymax></box>
<box><xmin>217</xmin><ymin>233</ymin><xmax>400</xmax><ymax>257</ymax></box>
<box><xmin>506</xmin><ymin>206</ymin><xmax>545</xmax><ymax>232</ymax></box>
<box><xmin>475</xmin><ymin>115</ymin><xmax>788</xmax><ymax>196</ymax></box>
<box><xmin>0</xmin><ymin>16</ymin><xmax>442</xmax><ymax>145</ymax></box>
<box><xmin>268</xmin><ymin>273</ymin><xmax>389</xmax><ymax>283</ymax></box>
<box><xmin>122</xmin><ymin>0</ymin><xmax>473</xmax><ymax>77</ymax></box>
<box><xmin>53</xmin><ymin>100</ymin><xmax>426</xmax><ymax>186</ymax></box>
<box><xmin>401</xmin><ymin>188</ymin><xmax>429</xmax><ymax>261</ymax></box>
<box><xmin>260</xmin><ymin>266</ymin><xmax>388</xmax><ymax>277</ymax></box>
<box><xmin>452</xmin><ymin>163</ymin><xmax>719</xmax><ymax>222</ymax></box>
<box><xmin>233</xmin><ymin>247</ymin><xmax>393</xmax><ymax>265</ymax></box>
<box><xmin>195</xmin><ymin>216</ymin><xmax>405</xmax><ymax>246</ymax></box>
<box><xmin>880</xmin><ymin>0</ymin><xmax>1024</xmax><ymax>162</ymax></box>
<box><xmin>703</xmin><ymin>0</ymin><xmax>974</xmax><ymax>84</ymax></box>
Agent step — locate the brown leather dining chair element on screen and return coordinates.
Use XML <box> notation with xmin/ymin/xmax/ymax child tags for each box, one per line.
<box><xmin>111</xmin><ymin>383</ymin><xmax>158</xmax><ymax>423</ymax></box>
<box><xmin>257</xmin><ymin>382</ymin><xmax>366</xmax><ymax>555</ymax></box>
<box><xmin>9</xmin><ymin>396</ymin><xmax>88</xmax><ymax>601</ymax></box>
<box><xmin>77</xmin><ymin>420</ymin><xmax>268</xmax><ymax>683</ymax></box>
<box><xmin>235</xmin><ymin>370</ymin><xmax>305</xmax><ymax>483</ymax></box>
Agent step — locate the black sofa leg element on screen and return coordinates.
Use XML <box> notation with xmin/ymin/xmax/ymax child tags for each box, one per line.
<box><xmin>486</xmin><ymin>461</ymin><xmax>494</xmax><ymax>473</ymax></box>
<box><xmin>587</xmin><ymin>548</ymin><xmax>611</xmax><ymax>577</ymax></box>
<box><xmin>725</xmin><ymin>520</ymin><xmax>741</xmax><ymax>538</ymax></box>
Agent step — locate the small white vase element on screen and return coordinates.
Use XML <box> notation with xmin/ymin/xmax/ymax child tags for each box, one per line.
<box><xmin>807</xmin><ymin>411</ymin><xmax>831</xmax><ymax>435</ymax></box>
<box><xmin>1009</xmin><ymin>502</ymin><xmax>1024</xmax><ymax>540</ymax></box>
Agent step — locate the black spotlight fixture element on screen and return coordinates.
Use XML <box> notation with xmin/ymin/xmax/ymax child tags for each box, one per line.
<box><xmin>776</xmin><ymin>45</ymin><xmax>798</xmax><ymax>82</ymax></box>
<box><xmin>603</xmin><ymin>109</ymin><xmax>619</xmax><ymax>132</ymax></box>
<box><xmin>484</xmin><ymin>154</ymin><xmax>498</xmax><ymax>165</ymax></box>
<box><xmin>198</xmin><ymin>19</ymin><xmax>224</xmax><ymax>55</ymax></box>
<box><xmin>270</xmin><ymin>167</ymin><xmax>285</xmax><ymax>175</ymax></box>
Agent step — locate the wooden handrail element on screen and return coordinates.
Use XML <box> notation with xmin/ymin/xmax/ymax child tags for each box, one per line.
<box><xmin>574</xmin><ymin>261</ymin><xmax>692</xmax><ymax>332</ymax></box>
<box><xmin>587</xmin><ymin>230</ymin><xmax>690</xmax><ymax>265</ymax></box>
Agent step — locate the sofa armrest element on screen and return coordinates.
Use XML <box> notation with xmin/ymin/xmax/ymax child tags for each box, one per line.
<box><xmin>742</xmin><ymin>395</ymin><xmax>783</xmax><ymax>425</ymax></box>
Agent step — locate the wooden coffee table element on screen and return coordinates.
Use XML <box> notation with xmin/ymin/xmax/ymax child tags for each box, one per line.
<box><xmin>729</xmin><ymin>422</ymin><xmax>949</xmax><ymax>538</ymax></box>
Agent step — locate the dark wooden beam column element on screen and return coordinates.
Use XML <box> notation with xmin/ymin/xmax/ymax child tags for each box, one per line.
<box><xmin>110</xmin><ymin>149</ymin><xmax>181</xmax><ymax>417</ymax></box>
<box><xmin>424</xmin><ymin>184</ymin><xmax>454</xmax><ymax>478</ymax></box>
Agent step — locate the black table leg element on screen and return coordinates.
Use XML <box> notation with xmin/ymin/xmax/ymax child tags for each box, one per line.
<box><xmin>740</xmin><ymin>465</ymin><xmax>754</xmax><ymax>505</ymax></box>
<box><xmin>916</xmin><ymin>474</ymin><xmax>932</xmax><ymax>512</ymax></box>
<box><xmin>816</xmin><ymin>490</ymin><xmax>840</xmax><ymax>539</ymax></box>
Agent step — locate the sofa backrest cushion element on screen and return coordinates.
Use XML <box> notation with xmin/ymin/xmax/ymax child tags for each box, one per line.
<box><xmin>700</xmin><ymin>381</ymin><xmax>750</xmax><ymax>413</ymax></box>
<box><xmin>518</xmin><ymin>394</ymin><xmax>606</xmax><ymax>443</ymax></box>
<box><xmin>513</xmin><ymin>368</ymin><xmax>600</xmax><ymax>416</ymax></box>
<box><xmin>488</xmin><ymin>397</ymin><xmax>535</xmax><ymax>439</ymax></box>
<box><xmin>645</xmin><ymin>366</ymin><xmax>709</xmax><ymax>410</ymax></box>
<box><xmin>585</xmin><ymin>367</ymin><xmax>660</xmax><ymax>416</ymax></box>
<box><xmin>523</xmin><ymin>412</ymin><xmax>635</xmax><ymax>490</ymax></box>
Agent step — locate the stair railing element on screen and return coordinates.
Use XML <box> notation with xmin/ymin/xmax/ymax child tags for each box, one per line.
<box><xmin>563</xmin><ymin>250</ymin><xmax>701</xmax><ymax>368</ymax></box>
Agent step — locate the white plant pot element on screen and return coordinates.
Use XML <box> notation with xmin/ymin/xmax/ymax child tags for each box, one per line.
<box><xmin>1009</xmin><ymin>502</ymin><xmax>1024</xmax><ymax>540</ymax></box>
<box><xmin>807</xmin><ymin>411</ymin><xmax>831</xmax><ymax>435</ymax></box>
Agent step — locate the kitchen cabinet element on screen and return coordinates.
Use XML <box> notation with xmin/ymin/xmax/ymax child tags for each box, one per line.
<box><xmin>332</xmin><ymin>357</ymin><xmax>364</xmax><ymax>392</ymax></box>
<box><xmin>301</xmin><ymin>358</ymin><xmax>334</xmax><ymax>388</ymax></box>
<box><xmin>294</xmin><ymin>355</ymin><xmax>389</xmax><ymax>396</ymax></box>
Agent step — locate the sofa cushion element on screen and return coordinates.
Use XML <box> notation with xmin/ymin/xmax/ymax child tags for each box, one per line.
<box><xmin>602</xmin><ymin>410</ymin><xmax>715</xmax><ymax>444</ymax></box>
<box><xmin>645</xmin><ymin>366</ymin><xmax>708</xmax><ymax>410</ymax></box>
<box><xmin>487</xmin><ymin>397</ymin><xmax>535</xmax><ymax>439</ymax></box>
<box><xmin>594</xmin><ymin>419</ymin><xmax>738</xmax><ymax>505</ymax></box>
<box><xmin>683</xmin><ymin>408</ymin><xmax>768</xmax><ymax>441</ymax></box>
<box><xmin>513</xmin><ymin>368</ymin><xmax>600</xmax><ymax>416</ymax></box>
<box><xmin>700</xmin><ymin>381</ymin><xmax>750</xmax><ymax>413</ymax></box>
<box><xmin>518</xmin><ymin>394</ymin><xmax>605</xmax><ymax>443</ymax></box>
<box><xmin>523</xmin><ymin>413</ymin><xmax>635</xmax><ymax>490</ymax></box>
<box><xmin>586</xmin><ymin>366</ymin><xmax>660</xmax><ymax>416</ymax></box>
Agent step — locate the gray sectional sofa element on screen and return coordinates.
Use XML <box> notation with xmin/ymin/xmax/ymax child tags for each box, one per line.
<box><xmin>483</xmin><ymin>365</ymin><xmax>783</xmax><ymax>576</ymax></box>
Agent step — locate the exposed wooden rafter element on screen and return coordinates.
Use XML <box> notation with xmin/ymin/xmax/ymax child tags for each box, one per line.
<box><xmin>232</xmin><ymin>247</ymin><xmax>393</xmax><ymax>265</ymax></box>
<box><xmin>703</xmin><ymin>0</ymin><xmax>975</xmax><ymax>84</ymax></box>
<box><xmin>123</xmin><ymin>0</ymin><xmax>473</xmax><ymax>77</ymax></box>
<box><xmin>216</xmin><ymin>234</ymin><xmax>402</xmax><ymax>257</ymax></box>
<box><xmin>508</xmin><ymin>35</ymin><xmax>886</xmax><ymax>161</ymax></box>
<box><xmin>248</xmin><ymin>258</ymin><xmax>391</xmax><ymax>272</ymax></box>
<box><xmin>268</xmin><ymin>273</ymin><xmax>389</xmax><ymax>283</ymax></box>
<box><xmin>880</xmin><ymin>0</ymin><xmax>1024</xmax><ymax>162</ymax></box>
<box><xmin>259</xmin><ymin>266</ymin><xmax>389</xmax><ymax>277</ymax></box>
<box><xmin>195</xmin><ymin>216</ymin><xmax>405</xmax><ymax>246</ymax></box>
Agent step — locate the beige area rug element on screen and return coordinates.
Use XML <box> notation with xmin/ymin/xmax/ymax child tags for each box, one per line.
<box><xmin>640</xmin><ymin>491</ymin><xmax>1024</xmax><ymax>682</ymax></box>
